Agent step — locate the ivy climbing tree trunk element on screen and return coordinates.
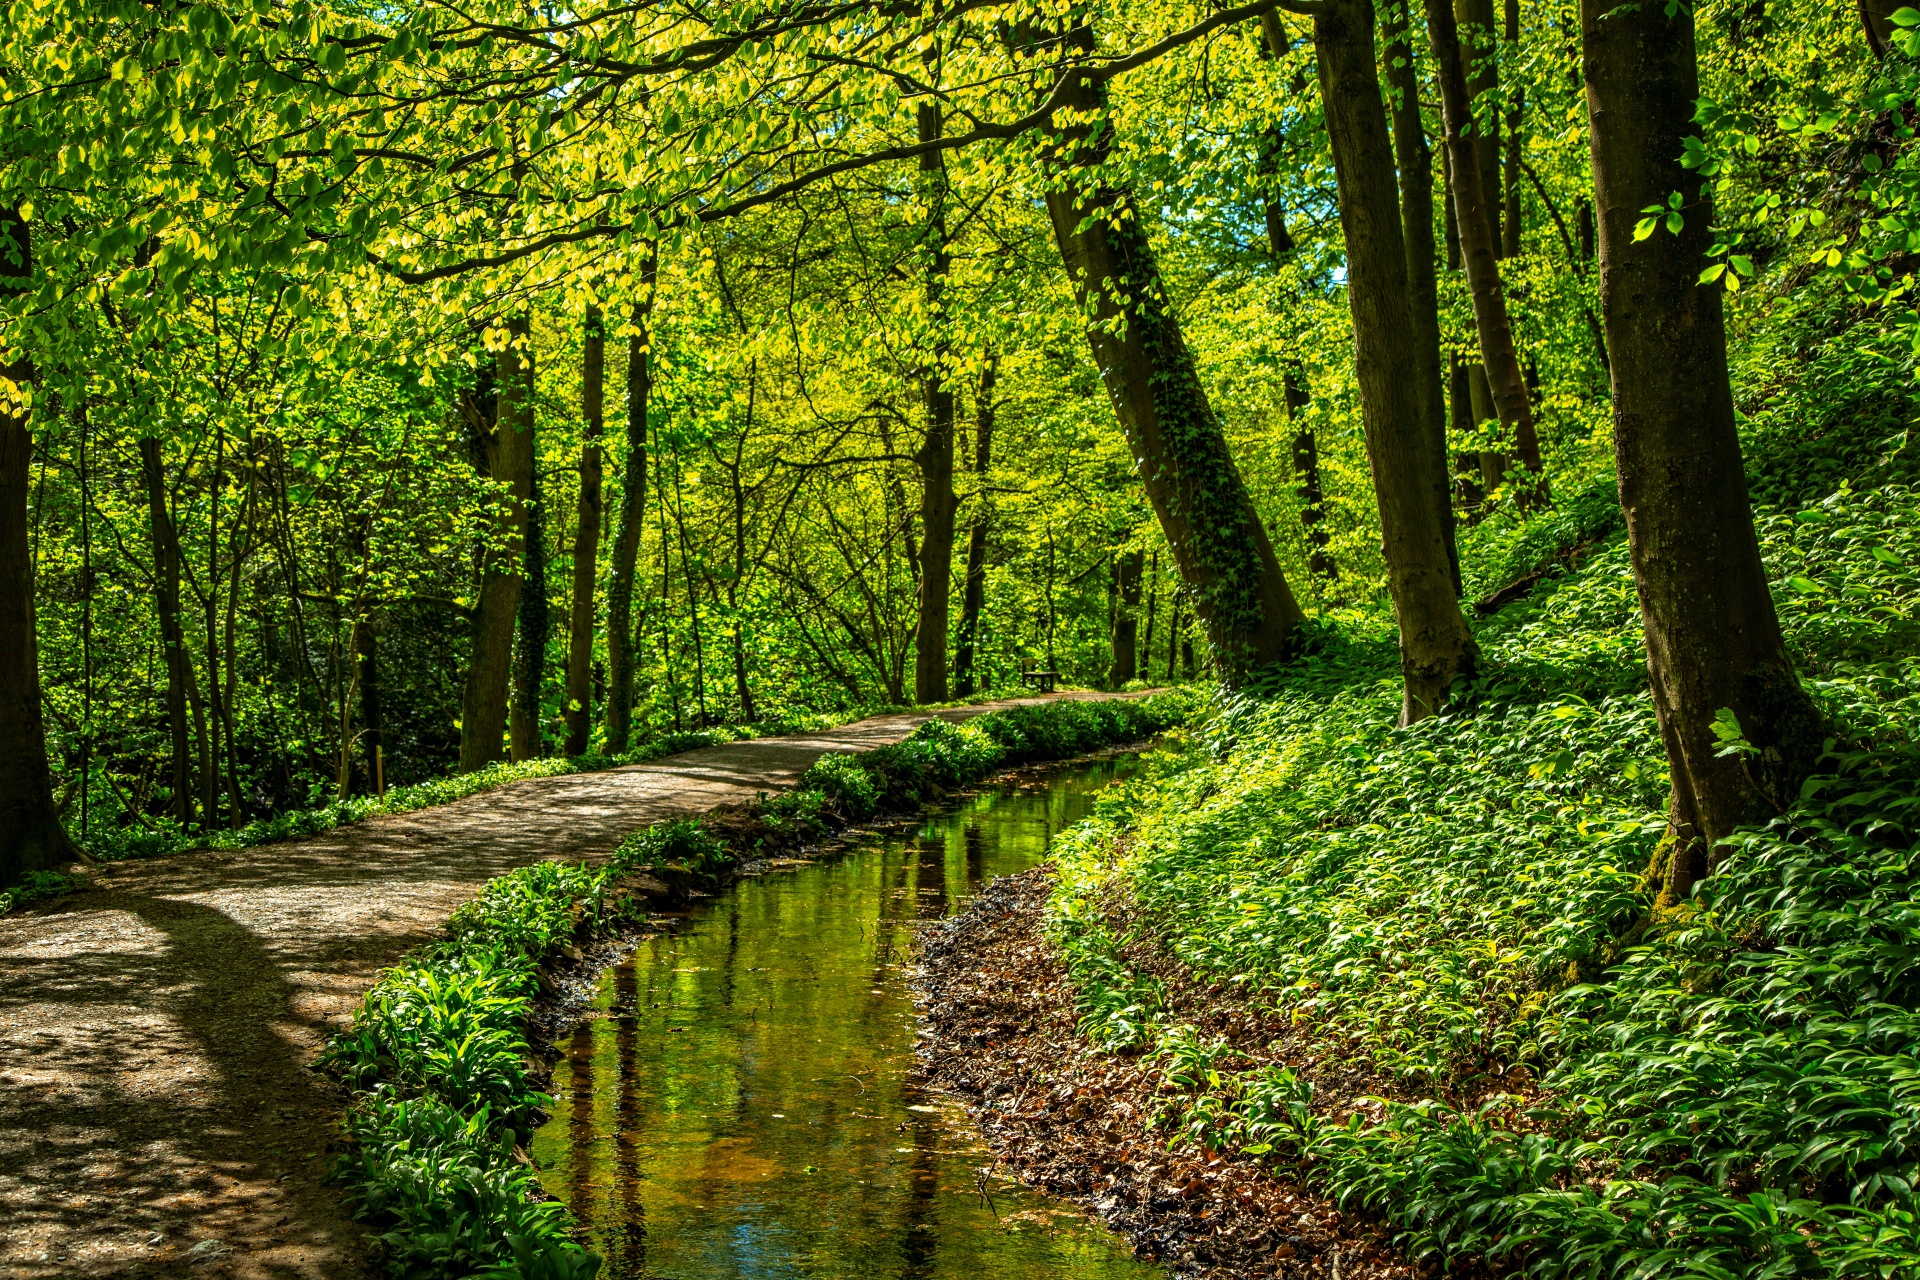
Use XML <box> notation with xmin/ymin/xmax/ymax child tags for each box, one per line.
<box><xmin>603</xmin><ymin>255</ymin><xmax>656</xmax><ymax>754</ymax></box>
<box><xmin>914</xmin><ymin>98</ymin><xmax>957</xmax><ymax>706</ymax></box>
<box><xmin>1383</xmin><ymin>0</ymin><xmax>1460</xmax><ymax>592</ymax></box>
<box><xmin>953</xmin><ymin>355</ymin><xmax>994</xmax><ymax>698</ymax></box>
<box><xmin>1313</xmin><ymin>0</ymin><xmax>1478</xmax><ymax>722</ymax></box>
<box><xmin>1583</xmin><ymin>0</ymin><xmax>1823</xmax><ymax>904</ymax></box>
<box><xmin>1108</xmin><ymin>547</ymin><xmax>1143</xmax><ymax>687</ymax></box>
<box><xmin>563</xmin><ymin>304</ymin><xmax>605</xmax><ymax>757</ymax></box>
<box><xmin>459</xmin><ymin>328</ymin><xmax>532</xmax><ymax>773</ymax></box>
<box><xmin>139</xmin><ymin>434</ymin><xmax>194</xmax><ymax>826</ymax></box>
<box><xmin>510</xmin><ymin>364</ymin><xmax>548</xmax><ymax>764</ymax></box>
<box><xmin>1426</xmin><ymin>0</ymin><xmax>1545</xmax><ymax>494</ymax></box>
<box><xmin>0</xmin><ymin>207</ymin><xmax>74</xmax><ymax>885</ymax></box>
<box><xmin>1042</xmin><ymin>28</ymin><xmax>1305</xmax><ymax>682</ymax></box>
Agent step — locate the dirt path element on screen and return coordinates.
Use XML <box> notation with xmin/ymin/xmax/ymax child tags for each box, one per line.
<box><xmin>0</xmin><ymin>692</ymin><xmax>1132</xmax><ymax>1279</ymax></box>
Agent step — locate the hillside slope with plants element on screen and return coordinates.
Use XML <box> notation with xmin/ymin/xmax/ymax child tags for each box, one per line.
<box><xmin>1045</xmin><ymin>304</ymin><xmax>1920</xmax><ymax>1276</ymax></box>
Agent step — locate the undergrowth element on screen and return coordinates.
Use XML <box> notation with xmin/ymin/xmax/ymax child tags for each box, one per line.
<box><xmin>1047</xmin><ymin>313</ymin><xmax>1920</xmax><ymax>1276</ymax></box>
<box><xmin>325</xmin><ymin>692</ymin><xmax>1192</xmax><ymax>1278</ymax></box>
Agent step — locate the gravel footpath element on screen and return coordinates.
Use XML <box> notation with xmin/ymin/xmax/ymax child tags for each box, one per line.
<box><xmin>915</xmin><ymin>867</ymin><xmax>1421</xmax><ymax>1280</ymax></box>
<box><xmin>0</xmin><ymin>692</ymin><xmax>1129</xmax><ymax>1280</ymax></box>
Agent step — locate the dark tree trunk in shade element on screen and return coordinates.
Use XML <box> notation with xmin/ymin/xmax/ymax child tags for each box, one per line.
<box><xmin>1284</xmin><ymin>369</ymin><xmax>1336</xmax><ymax>581</ymax></box>
<box><xmin>1466</xmin><ymin>361</ymin><xmax>1509</xmax><ymax>489</ymax></box>
<box><xmin>0</xmin><ymin>208</ymin><xmax>74</xmax><ymax>885</ymax></box>
<box><xmin>953</xmin><ymin>357</ymin><xmax>995</xmax><ymax>698</ymax></box>
<box><xmin>1441</xmin><ymin>145</ymin><xmax>1462</xmax><ymax>269</ymax></box>
<box><xmin>914</xmin><ymin>100</ymin><xmax>957</xmax><ymax>706</ymax></box>
<box><xmin>1583</xmin><ymin>0</ymin><xmax>1823</xmax><ymax>904</ymax></box>
<box><xmin>511</xmin><ymin>399</ymin><xmax>549</xmax><ymax>761</ymax></box>
<box><xmin>140</xmin><ymin>435</ymin><xmax>194</xmax><ymax>826</ymax></box>
<box><xmin>1426</xmin><ymin>0</ymin><xmax>1545</xmax><ymax>492</ymax></box>
<box><xmin>1313</xmin><ymin>0</ymin><xmax>1478</xmax><ymax>722</ymax></box>
<box><xmin>459</xmin><ymin>327</ymin><xmax>532</xmax><ymax>772</ymax></box>
<box><xmin>564</xmin><ymin>305</ymin><xmax>605</xmax><ymax>756</ymax></box>
<box><xmin>1042</xmin><ymin>30</ymin><xmax>1305</xmax><ymax>682</ymax></box>
<box><xmin>1450</xmin><ymin>356</ymin><xmax>1486</xmax><ymax>514</ymax></box>
<box><xmin>604</xmin><ymin>256</ymin><xmax>656</xmax><ymax>754</ymax></box>
<box><xmin>358</xmin><ymin>620</ymin><xmax>381</xmax><ymax>791</ymax></box>
<box><xmin>1256</xmin><ymin>11</ymin><xmax>1299</xmax><ymax>261</ymax></box>
<box><xmin>1108</xmin><ymin>548</ymin><xmax>1143</xmax><ymax>687</ymax></box>
<box><xmin>1383</xmin><ymin>0</ymin><xmax>1461</xmax><ymax>593</ymax></box>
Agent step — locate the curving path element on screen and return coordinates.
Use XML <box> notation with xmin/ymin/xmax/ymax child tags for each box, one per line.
<box><xmin>0</xmin><ymin>692</ymin><xmax>1139</xmax><ymax>1279</ymax></box>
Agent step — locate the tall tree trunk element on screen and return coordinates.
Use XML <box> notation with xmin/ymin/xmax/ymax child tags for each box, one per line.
<box><xmin>604</xmin><ymin>256</ymin><xmax>656</xmax><ymax>754</ymax></box>
<box><xmin>1256</xmin><ymin>11</ymin><xmax>1299</xmax><ymax>261</ymax></box>
<box><xmin>953</xmin><ymin>357</ymin><xmax>994</xmax><ymax>698</ymax></box>
<box><xmin>139</xmin><ymin>435</ymin><xmax>194</xmax><ymax>826</ymax></box>
<box><xmin>1450</xmin><ymin>355</ymin><xmax>1486</xmax><ymax>515</ymax></box>
<box><xmin>1427</xmin><ymin>0</ymin><xmax>1546</xmax><ymax>491</ymax></box>
<box><xmin>358</xmin><ymin>619</ymin><xmax>381</xmax><ymax>793</ymax></box>
<box><xmin>1583</xmin><ymin>0</ymin><xmax>1822</xmax><ymax>905</ymax></box>
<box><xmin>914</xmin><ymin>100</ymin><xmax>958</xmax><ymax>705</ymax></box>
<box><xmin>1108</xmin><ymin>547</ymin><xmax>1143</xmax><ymax>687</ymax></box>
<box><xmin>1441</xmin><ymin>145</ymin><xmax>1462</xmax><ymax>269</ymax></box>
<box><xmin>564</xmin><ymin>305</ymin><xmax>605</xmax><ymax>756</ymax></box>
<box><xmin>1466</xmin><ymin>361</ymin><xmax>1508</xmax><ymax>489</ymax></box>
<box><xmin>1141</xmin><ymin>550</ymin><xmax>1160</xmax><ymax>674</ymax></box>
<box><xmin>1382</xmin><ymin>0</ymin><xmax>1461</xmax><ymax>592</ymax></box>
<box><xmin>0</xmin><ymin>207</ymin><xmax>73</xmax><ymax>884</ymax></box>
<box><xmin>1458</xmin><ymin>0</ymin><xmax>1503</xmax><ymax>250</ymax></box>
<box><xmin>459</xmin><ymin>331</ymin><xmax>532</xmax><ymax>772</ymax></box>
<box><xmin>1314</xmin><ymin>0</ymin><xmax>1478</xmax><ymax>722</ymax></box>
<box><xmin>510</xmin><ymin>333</ymin><xmax>548</xmax><ymax>762</ymax></box>
<box><xmin>1041</xmin><ymin>29</ymin><xmax>1305</xmax><ymax>682</ymax></box>
<box><xmin>1503</xmin><ymin>0</ymin><xmax>1524</xmax><ymax>254</ymax></box>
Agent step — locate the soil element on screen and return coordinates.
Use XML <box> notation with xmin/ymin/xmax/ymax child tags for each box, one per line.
<box><xmin>914</xmin><ymin>867</ymin><xmax>1424</xmax><ymax>1280</ymax></box>
<box><xmin>0</xmin><ymin>692</ymin><xmax>1128</xmax><ymax>1280</ymax></box>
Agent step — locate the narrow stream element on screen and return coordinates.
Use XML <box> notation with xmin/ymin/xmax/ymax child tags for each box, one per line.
<box><xmin>531</xmin><ymin>754</ymin><xmax>1162</xmax><ymax>1280</ymax></box>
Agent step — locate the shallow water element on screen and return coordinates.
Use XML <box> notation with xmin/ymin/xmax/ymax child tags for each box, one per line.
<box><xmin>531</xmin><ymin>755</ymin><xmax>1161</xmax><ymax>1280</ymax></box>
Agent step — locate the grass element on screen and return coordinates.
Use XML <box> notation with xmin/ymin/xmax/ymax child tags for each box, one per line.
<box><xmin>323</xmin><ymin>691</ymin><xmax>1195</xmax><ymax>1279</ymax></box>
<box><xmin>1044</xmin><ymin>314</ymin><xmax>1920</xmax><ymax>1277</ymax></box>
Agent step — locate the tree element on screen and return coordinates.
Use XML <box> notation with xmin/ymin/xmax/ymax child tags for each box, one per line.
<box><xmin>1310</xmin><ymin>0</ymin><xmax>1478</xmax><ymax>721</ymax></box>
<box><xmin>459</xmin><ymin>327</ymin><xmax>533</xmax><ymax>772</ymax></box>
<box><xmin>603</xmin><ymin>257</ymin><xmax>656</xmax><ymax>754</ymax></box>
<box><xmin>1041</xmin><ymin>26</ymin><xmax>1306</xmax><ymax>683</ymax></box>
<box><xmin>1581</xmin><ymin>0</ymin><xmax>1822</xmax><ymax>904</ymax></box>
<box><xmin>914</xmin><ymin>97</ymin><xmax>958</xmax><ymax>706</ymax></box>
<box><xmin>563</xmin><ymin>304</ymin><xmax>605</xmax><ymax>757</ymax></box>
<box><xmin>1425</xmin><ymin>0</ymin><xmax>1546</xmax><ymax>496</ymax></box>
<box><xmin>139</xmin><ymin>434</ymin><xmax>195</xmax><ymax>826</ymax></box>
<box><xmin>0</xmin><ymin>208</ymin><xmax>74</xmax><ymax>885</ymax></box>
<box><xmin>953</xmin><ymin>356</ymin><xmax>995</xmax><ymax>698</ymax></box>
<box><xmin>1108</xmin><ymin>546</ymin><xmax>1143</xmax><ymax>686</ymax></box>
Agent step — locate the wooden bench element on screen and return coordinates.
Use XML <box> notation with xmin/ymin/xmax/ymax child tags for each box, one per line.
<box><xmin>1019</xmin><ymin>670</ymin><xmax>1060</xmax><ymax>693</ymax></box>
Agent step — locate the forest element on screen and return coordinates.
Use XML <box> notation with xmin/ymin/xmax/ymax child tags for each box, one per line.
<box><xmin>2</xmin><ymin>0</ymin><xmax>1919</xmax><ymax>1274</ymax></box>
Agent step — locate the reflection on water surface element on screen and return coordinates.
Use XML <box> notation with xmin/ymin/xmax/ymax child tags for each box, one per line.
<box><xmin>532</xmin><ymin>755</ymin><xmax>1161</xmax><ymax>1280</ymax></box>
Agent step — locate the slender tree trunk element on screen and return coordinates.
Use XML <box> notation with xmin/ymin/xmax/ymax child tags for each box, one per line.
<box><xmin>952</xmin><ymin>359</ymin><xmax>995</xmax><ymax>698</ymax></box>
<box><xmin>1450</xmin><ymin>355</ymin><xmax>1486</xmax><ymax>515</ymax></box>
<box><xmin>1382</xmin><ymin>2</ymin><xmax>1460</xmax><ymax>592</ymax></box>
<box><xmin>0</xmin><ymin>207</ymin><xmax>73</xmax><ymax>883</ymax></box>
<box><xmin>1466</xmin><ymin>361</ymin><xmax>1508</xmax><ymax>489</ymax></box>
<box><xmin>604</xmin><ymin>256</ymin><xmax>655</xmax><ymax>753</ymax></box>
<box><xmin>564</xmin><ymin>305</ymin><xmax>605</xmax><ymax>755</ymax></box>
<box><xmin>1314</xmin><ymin>0</ymin><xmax>1478</xmax><ymax>722</ymax></box>
<box><xmin>511</xmin><ymin>352</ymin><xmax>548</xmax><ymax>762</ymax></box>
<box><xmin>358</xmin><ymin>619</ymin><xmax>381</xmax><ymax>793</ymax></box>
<box><xmin>914</xmin><ymin>101</ymin><xmax>958</xmax><ymax>705</ymax></box>
<box><xmin>139</xmin><ymin>435</ymin><xmax>194</xmax><ymax>826</ymax></box>
<box><xmin>1427</xmin><ymin>0</ymin><xmax>1545</xmax><ymax>491</ymax></box>
<box><xmin>1458</xmin><ymin>0</ymin><xmax>1503</xmax><ymax>249</ymax></box>
<box><xmin>1041</xmin><ymin>29</ymin><xmax>1305</xmax><ymax>682</ymax></box>
<box><xmin>1583</xmin><ymin>0</ymin><xmax>1822</xmax><ymax>904</ymax></box>
<box><xmin>1284</xmin><ymin>368</ymin><xmax>1337</xmax><ymax>580</ymax></box>
<box><xmin>1141</xmin><ymin>550</ymin><xmax>1160</xmax><ymax>672</ymax></box>
<box><xmin>459</xmin><ymin>332</ymin><xmax>532</xmax><ymax>772</ymax></box>
<box><xmin>1256</xmin><ymin>11</ymin><xmax>1299</xmax><ymax>261</ymax></box>
<box><xmin>1441</xmin><ymin>145</ymin><xmax>1462</xmax><ymax>269</ymax></box>
<box><xmin>1108</xmin><ymin>548</ymin><xmax>1143</xmax><ymax>687</ymax></box>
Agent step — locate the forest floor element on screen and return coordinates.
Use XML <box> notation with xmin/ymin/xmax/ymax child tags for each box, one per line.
<box><xmin>917</xmin><ymin>867</ymin><xmax>1413</xmax><ymax>1280</ymax></box>
<box><xmin>0</xmin><ymin>691</ymin><xmax>1131</xmax><ymax>1280</ymax></box>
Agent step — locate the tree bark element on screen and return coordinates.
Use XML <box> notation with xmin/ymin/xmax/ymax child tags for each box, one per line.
<box><xmin>1108</xmin><ymin>547</ymin><xmax>1143</xmax><ymax>687</ymax></box>
<box><xmin>1583</xmin><ymin>0</ymin><xmax>1823</xmax><ymax>904</ymax></box>
<box><xmin>604</xmin><ymin>257</ymin><xmax>656</xmax><ymax>754</ymax></box>
<box><xmin>0</xmin><ymin>207</ymin><xmax>74</xmax><ymax>884</ymax></box>
<box><xmin>1382</xmin><ymin>0</ymin><xmax>1461</xmax><ymax>593</ymax></box>
<box><xmin>1457</xmin><ymin>0</ymin><xmax>1503</xmax><ymax>250</ymax></box>
<box><xmin>1502</xmin><ymin>0</ymin><xmax>1524</xmax><ymax>255</ymax></box>
<box><xmin>914</xmin><ymin>100</ymin><xmax>957</xmax><ymax>705</ymax></box>
<box><xmin>139</xmin><ymin>435</ymin><xmax>194</xmax><ymax>826</ymax></box>
<box><xmin>1284</xmin><ymin>369</ymin><xmax>1337</xmax><ymax>580</ymax></box>
<box><xmin>1449</xmin><ymin>356</ymin><xmax>1486</xmax><ymax>515</ymax></box>
<box><xmin>952</xmin><ymin>357</ymin><xmax>994</xmax><ymax>698</ymax></box>
<box><xmin>1256</xmin><ymin>11</ymin><xmax>1299</xmax><ymax>262</ymax></box>
<box><xmin>1466</xmin><ymin>361</ymin><xmax>1508</xmax><ymax>489</ymax></box>
<box><xmin>1314</xmin><ymin>0</ymin><xmax>1478</xmax><ymax>722</ymax></box>
<box><xmin>1042</xmin><ymin>30</ymin><xmax>1305</xmax><ymax>682</ymax></box>
<box><xmin>564</xmin><ymin>305</ymin><xmax>605</xmax><ymax>756</ymax></box>
<box><xmin>1427</xmin><ymin>0</ymin><xmax>1545</xmax><ymax>491</ymax></box>
<box><xmin>510</xmin><ymin>328</ymin><xmax>548</xmax><ymax>761</ymax></box>
<box><xmin>459</xmin><ymin>330</ymin><xmax>532</xmax><ymax>772</ymax></box>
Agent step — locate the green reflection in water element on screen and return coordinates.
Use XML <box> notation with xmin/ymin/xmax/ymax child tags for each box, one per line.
<box><xmin>532</xmin><ymin>755</ymin><xmax>1162</xmax><ymax>1280</ymax></box>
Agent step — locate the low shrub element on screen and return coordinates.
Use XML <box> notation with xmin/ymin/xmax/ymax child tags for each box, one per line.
<box><xmin>0</xmin><ymin>868</ymin><xmax>86</xmax><ymax>914</ymax></box>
